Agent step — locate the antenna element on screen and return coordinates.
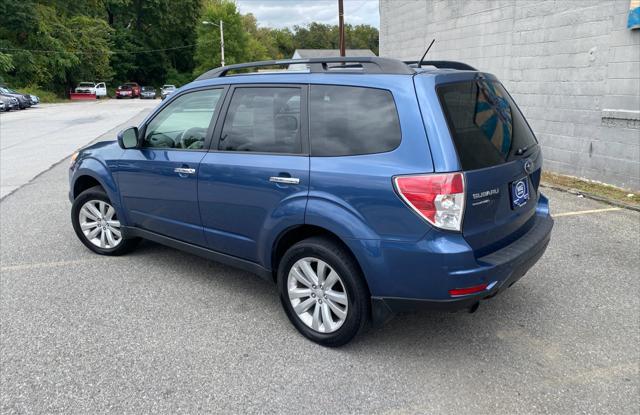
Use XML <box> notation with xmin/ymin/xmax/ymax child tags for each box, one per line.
<box><xmin>417</xmin><ymin>39</ymin><xmax>436</xmax><ymax>68</ymax></box>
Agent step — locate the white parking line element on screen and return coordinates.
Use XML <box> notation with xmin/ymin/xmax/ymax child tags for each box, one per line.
<box><xmin>553</xmin><ymin>207</ymin><xmax>622</xmax><ymax>218</ymax></box>
<box><xmin>1</xmin><ymin>258</ymin><xmax>108</xmax><ymax>272</ymax></box>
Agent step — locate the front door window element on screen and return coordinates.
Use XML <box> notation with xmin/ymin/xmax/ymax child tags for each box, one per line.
<box><xmin>144</xmin><ymin>89</ymin><xmax>223</xmax><ymax>150</ymax></box>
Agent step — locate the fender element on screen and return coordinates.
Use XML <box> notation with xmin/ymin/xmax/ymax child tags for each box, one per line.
<box><xmin>256</xmin><ymin>193</ymin><xmax>309</xmax><ymax>269</ymax></box>
<box><xmin>305</xmin><ymin>192</ymin><xmax>380</xmax><ymax>240</ymax></box>
<box><xmin>72</xmin><ymin>157</ymin><xmax>129</xmax><ymax>226</ymax></box>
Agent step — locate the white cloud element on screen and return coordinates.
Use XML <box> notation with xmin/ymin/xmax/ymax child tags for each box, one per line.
<box><xmin>236</xmin><ymin>0</ymin><xmax>379</xmax><ymax>29</ymax></box>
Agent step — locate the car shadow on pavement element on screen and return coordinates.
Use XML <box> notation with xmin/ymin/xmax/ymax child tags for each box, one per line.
<box><xmin>126</xmin><ymin>239</ymin><xmax>548</xmax><ymax>353</ymax></box>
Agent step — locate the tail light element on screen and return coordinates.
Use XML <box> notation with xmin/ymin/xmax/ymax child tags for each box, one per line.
<box><xmin>448</xmin><ymin>283</ymin><xmax>487</xmax><ymax>297</ymax></box>
<box><xmin>393</xmin><ymin>172</ymin><xmax>465</xmax><ymax>231</ymax></box>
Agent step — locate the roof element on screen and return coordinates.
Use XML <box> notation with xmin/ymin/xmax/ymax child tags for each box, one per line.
<box><xmin>194</xmin><ymin>58</ymin><xmax>478</xmax><ymax>81</ymax></box>
<box><xmin>292</xmin><ymin>49</ymin><xmax>376</xmax><ymax>58</ymax></box>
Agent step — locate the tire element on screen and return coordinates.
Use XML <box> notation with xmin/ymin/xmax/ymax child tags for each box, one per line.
<box><xmin>71</xmin><ymin>186</ymin><xmax>139</xmax><ymax>256</ymax></box>
<box><xmin>277</xmin><ymin>236</ymin><xmax>370</xmax><ymax>347</ymax></box>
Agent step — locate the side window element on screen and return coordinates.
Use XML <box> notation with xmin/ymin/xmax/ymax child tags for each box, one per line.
<box><xmin>309</xmin><ymin>85</ymin><xmax>401</xmax><ymax>156</ymax></box>
<box><xmin>143</xmin><ymin>89</ymin><xmax>223</xmax><ymax>150</ymax></box>
<box><xmin>219</xmin><ymin>87</ymin><xmax>302</xmax><ymax>153</ymax></box>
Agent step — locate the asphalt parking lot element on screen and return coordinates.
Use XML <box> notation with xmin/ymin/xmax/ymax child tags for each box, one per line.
<box><xmin>0</xmin><ymin>99</ymin><xmax>157</xmax><ymax>198</ymax></box>
<box><xmin>1</xmin><ymin>107</ymin><xmax>639</xmax><ymax>414</ymax></box>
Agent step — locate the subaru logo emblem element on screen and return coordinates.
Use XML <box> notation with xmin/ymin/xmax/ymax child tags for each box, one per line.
<box><xmin>515</xmin><ymin>181</ymin><xmax>526</xmax><ymax>198</ymax></box>
<box><xmin>524</xmin><ymin>159</ymin><xmax>534</xmax><ymax>175</ymax></box>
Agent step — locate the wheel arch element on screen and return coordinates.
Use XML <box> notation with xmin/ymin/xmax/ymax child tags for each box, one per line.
<box><xmin>71</xmin><ymin>159</ymin><xmax>126</xmax><ymax>225</ymax></box>
<box><xmin>72</xmin><ymin>175</ymin><xmax>103</xmax><ymax>199</ymax></box>
<box><xmin>270</xmin><ymin>225</ymin><xmax>370</xmax><ymax>295</ymax></box>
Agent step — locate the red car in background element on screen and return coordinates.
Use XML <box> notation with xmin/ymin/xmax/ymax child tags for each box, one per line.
<box><xmin>122</xmin><ymin>82</ymin><xmax>141</xmax><ymax>98</ymax></box>
<box><xmin>115</xmin><ymin>85</ymin><xmax>134</xmax><ymax>99</ymax></box>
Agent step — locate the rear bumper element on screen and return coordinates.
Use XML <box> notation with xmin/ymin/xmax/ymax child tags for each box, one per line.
<box><xmin>369</xmin><ymin>204</ymin><xmax>553</xmax><ymax>326</ymax></box>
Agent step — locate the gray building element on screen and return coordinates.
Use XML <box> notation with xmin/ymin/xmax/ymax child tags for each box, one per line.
<box><xmin>380</xmin><ymin>0</ymin><xmax>640</xmax><ymax>189</ymax></box>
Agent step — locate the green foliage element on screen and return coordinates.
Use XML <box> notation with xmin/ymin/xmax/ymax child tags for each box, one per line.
<box><xmin>0</xmin><ymin>0</ymin><xmax>380</xmax><ymax>97</ymax></box>
<box><xmin>0</xmin><ymin>1</ymin><xmax>112</xmax><ymax>94</ymax></box>
<box><xmin>292</xmin><ymin>22</ymin><xmax>379</xmax><ymax>55</ymax></box>
<box><xmin>16</xmin><ymin>85</ymin><xmax>65</xmax><ymax>103</ymax></box>
<box><xmin>194</xmin><ymin>0</ymin><xmax>248</xmax><ymax>75</ymax></box>
<box><xmin>0</xmin><ymin>52</ymin><xmax>13</xmax><ymax>73</ymax></box>
<box><xmin>165</xmin><ymin>67</ymin><xmax>193</xmax><ymax>88</ymax></box>
<box><xmin>192</xmin><ymin>0</ymin><xmax>379</xmax><ymax>77</ymax></box>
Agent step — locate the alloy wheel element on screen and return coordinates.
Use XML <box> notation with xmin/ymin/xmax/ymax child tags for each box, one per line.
<box><xmin>287</xmin><ymin>257</ymin><xmax>349</xmax><ymax>333</ymax></box>
<box><xmin>78</xmin><ymin>200</ymin><xmax>122</xmax><ymax>249</ymax></box>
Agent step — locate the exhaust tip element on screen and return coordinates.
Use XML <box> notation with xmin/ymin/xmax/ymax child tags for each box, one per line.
<box><xmin>468</xmin><ymin>302</ymin><xmax>480</xmax><ymax>314</ymax></box>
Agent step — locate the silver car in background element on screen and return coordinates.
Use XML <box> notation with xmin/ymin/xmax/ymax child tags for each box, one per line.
<box><xmin>160</xmin><ymin>84</ymin><xmax>176</xmax><ymax>100</ymax></box>
<box><xmin>0</xmin><ymin>94</ymin><xmax>19</xmax><ymax>111</ymax></box>
<box><xmin>140</xmin><ymin>86</ymin><xmax>157</xmax><ymax>99</ymax></box>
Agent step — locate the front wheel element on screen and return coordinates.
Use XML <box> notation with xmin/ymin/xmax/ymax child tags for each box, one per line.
<box><xmin>71</xmin><ymin>186</ymin><xmax>138</xmax><ymax>255</ymax></box>
<box><xmin>277</xmin><ymin>237</ymin><xmax>370</xmax><ymax>347</ymax></box>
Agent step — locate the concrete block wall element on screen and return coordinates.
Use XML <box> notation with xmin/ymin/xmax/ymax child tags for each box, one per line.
<box><xmin>380</xmin><ymin>0</ymin><xmax>640</xmax><ymax>190</ymax></box>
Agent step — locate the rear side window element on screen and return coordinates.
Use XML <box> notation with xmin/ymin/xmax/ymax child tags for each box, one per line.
<box><xmin>219</xmin><ymin>87</ymin><xmax>302</xmax><ymax>154</ymax></box>
<box><xmin>438</xmin><ymin>80</ymin><xmax>537</xmax><ymax>170</ymax></box>
<box><xmin>309</xmin><ymin>85</ymin><xmax>401</xmax><ymax>156</ymax></box>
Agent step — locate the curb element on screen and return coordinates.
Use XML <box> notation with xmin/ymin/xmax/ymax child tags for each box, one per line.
<box><xmin>540</xmin><ymin>182</ymin><xmax>640</xmax><ymax>212</ymax></box>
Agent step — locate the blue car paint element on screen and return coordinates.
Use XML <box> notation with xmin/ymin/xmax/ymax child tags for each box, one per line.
<box><xmin>198</xmin><ymin>152</ymin><xmax>309</xmax><ymax>263</ymax></box>
<box><xmin>70</xmin><ymin>141</ymin><xmax>124</xmax><ymax>215</ymax></box>
<box><xmin>70</xmin><ymin>67</ymin><xmax>553</xmax><ymax>308</ymax></box>
<box><xmin>343</xmin><ymin>194</ymin><xmax>551</xmax><ymax>300</ymax></box>
<box><xmin>118</xmin><ymin>149</ymin><xmax>208</xmax><ymax>246</ymax></box>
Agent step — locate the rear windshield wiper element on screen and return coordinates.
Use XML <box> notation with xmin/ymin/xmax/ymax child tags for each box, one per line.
<box><xmin>515</xmin><ymin>145</ymin><xmax>533</xmax><ymax>156</ymax></box>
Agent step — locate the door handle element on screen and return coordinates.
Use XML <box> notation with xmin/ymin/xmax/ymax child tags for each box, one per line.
<box><xmin>174</xmin><ymin>167</ymin><xmax>196</xmax><ymax>175</ymax></box>
<box><xmin>269</xmin><ymin>176</ymin><xmax>300</xmax><ymax>185</ymax></box>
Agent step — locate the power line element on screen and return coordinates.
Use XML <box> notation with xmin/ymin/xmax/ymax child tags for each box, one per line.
<box><xmin>0</xmin><ymin>40</ymin><xmax>214</xmax><ymax>55</ymax></box>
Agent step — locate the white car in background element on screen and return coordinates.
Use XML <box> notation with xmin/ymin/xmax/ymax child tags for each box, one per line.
<box><xmin>74</xmin><ymin>82</ymin><xmax>107</xmax><ymax>98</ymax></box>
<box><xmin>160</xmin><ymin>84</ymin><xmax>176</xmax><ymax>100</ymax></box>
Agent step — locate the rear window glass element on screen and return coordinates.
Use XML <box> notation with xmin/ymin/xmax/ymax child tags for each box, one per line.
<box><xmin>219</xmin><ymin>87</ymin><xmax>302</xmax><ymax>154</ymax></box>
<box><xmin>309</xmin><ymin>85</ymin><xmax>401</xmax><ymax>156</ymax></box>
<box><xmin>438</xmin><ymin>80</ymin><xmax>537</xmax><ymax>170</ymax></box>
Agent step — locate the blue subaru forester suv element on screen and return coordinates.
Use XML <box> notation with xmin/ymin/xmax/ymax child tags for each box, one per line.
<box><xmin>69</xmin><ymin>57</ymin><xmax>553</xmax><ymax>346</ymax></box>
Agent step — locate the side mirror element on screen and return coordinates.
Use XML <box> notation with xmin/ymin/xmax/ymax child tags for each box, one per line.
<box><xmin>117</xmin><ymin>126</ymin><xmax>139</xmax><ymax>149</ymax></box>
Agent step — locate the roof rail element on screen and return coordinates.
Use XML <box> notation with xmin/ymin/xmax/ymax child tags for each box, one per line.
<box><xmin>196</xmin><ymin>57</ymin><xmax>415</xmax><ymax>80</ymax></box>
<box><xmin>404</xmin><ymin>60</ymin><xmax>477</xmax><ymax>71</ymax></box>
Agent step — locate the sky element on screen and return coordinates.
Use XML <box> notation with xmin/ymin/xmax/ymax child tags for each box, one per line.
<box><xmin>235</xmin><ymin>0</ymin><xmax>380</xmax><ymax>29</ymax></box>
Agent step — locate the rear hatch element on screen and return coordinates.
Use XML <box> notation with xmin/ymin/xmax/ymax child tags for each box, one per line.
<box><xmin>437</xmin><ymin>79</ymin><xmax>541</xmax><ymax>255</ymax></box>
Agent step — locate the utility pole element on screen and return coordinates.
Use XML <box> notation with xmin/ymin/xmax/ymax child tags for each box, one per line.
<box><xmin>338</xmin><ymin>0</ymin><xmax>345</xmax><ymax>57</ymax></box>
<box><xmin>219</xmin><ymin>20</ymin><xmax>225</xmax><ymax>67</ymax></box>
<box><xmin>202</xmin><ymin>20</ymin><xmax>225</xmax><ymax>67</ymax></box>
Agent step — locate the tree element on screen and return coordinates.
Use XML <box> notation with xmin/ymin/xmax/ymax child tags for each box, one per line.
<box><xmin>290</xmin><ymin>23</ymin><xmax>379</xmax><ymax>56</ymax></box>
<box><xmin>194</xmin><ymin>0</ymin><xmax>248</xmax><ymax>75</ymax></box>
<box><xmin>0</xmin><ymin>52</ymin><xmax>13</xmax><ymax>73</ymax></box>
<box><xmin>0</xmin><ymin>1</ymin><xmax>111</xmax><ymax>93</ymax></box>
<box><xmin>0</xmin><ymin>0</ymin><xmax>379</xmax><ymax>96</ymax></box>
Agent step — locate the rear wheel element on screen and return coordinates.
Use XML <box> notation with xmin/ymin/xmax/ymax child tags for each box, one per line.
<box><xmin>277</xmin><ymin>237</ymin><xmax>369</xmax><ymax>347</ymax></box>
<box><xmin>71</xmin><ymin>186</ymin><xmax>138</xmax><ymax>255</ymax></box>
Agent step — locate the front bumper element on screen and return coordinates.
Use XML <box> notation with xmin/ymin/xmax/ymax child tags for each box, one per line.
<box><xmin>369</xmin><ymin>201</ymin><xmax>553</xmax><ymax>326</ymax></box>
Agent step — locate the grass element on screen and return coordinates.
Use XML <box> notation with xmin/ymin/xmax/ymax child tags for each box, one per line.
<box><xmin>15</xmin><ymin>86</ymin><xmax>67</xmax><ymax>103</ymax></box>
<box><xmin>542</xmin><ymin>171</ymin><xmax>639</xmax><ymax>208</ymax></box>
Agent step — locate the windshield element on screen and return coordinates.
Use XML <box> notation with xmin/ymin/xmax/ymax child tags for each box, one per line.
<box><xmin>163</xmin><ymin>85</ymin><xmax>176</xmax><ymax>90</ymax></box>
<box><xmin>78</xmin><ymin>83</ymin><xmax>94</xmax><ymax>87</ymax></box>
<box><xmin>438</xmin><ymin>80</ymin><xmax>538</xmax><ymax>170</ymax></box>
<box><xmin>142</xmin><ymin>87</ymin><xmax>154</xmax><ymax>91</ymax></box>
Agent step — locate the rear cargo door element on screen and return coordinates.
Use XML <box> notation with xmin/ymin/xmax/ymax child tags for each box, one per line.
<box><xmin>437</xmin><ymin>79</ymin><xmax>542</xmax><ymax>254</ymax></box>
